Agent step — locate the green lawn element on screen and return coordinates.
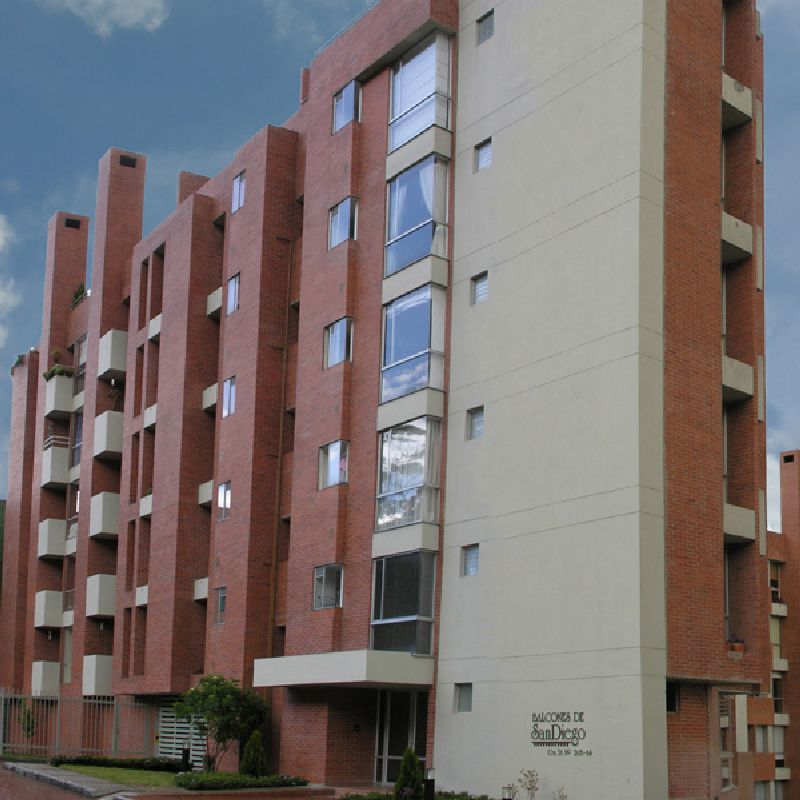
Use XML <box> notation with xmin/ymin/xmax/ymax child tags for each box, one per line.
<box><xmin>59</xmin><ymin>764</ymin><xmax>178</xmax><ymax>788</ymax></box>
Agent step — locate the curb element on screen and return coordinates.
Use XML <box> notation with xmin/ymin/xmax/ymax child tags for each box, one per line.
<box><xmin>3</xmin><ymin>761</ymin><xmax>133</xmax><ymax>797</ymax></box>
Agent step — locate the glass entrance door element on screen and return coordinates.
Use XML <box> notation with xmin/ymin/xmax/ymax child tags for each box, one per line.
<box><xmin>375</xmin><ymin>690</ymin><xmax>428</xmax><ymax>783</ymax></box>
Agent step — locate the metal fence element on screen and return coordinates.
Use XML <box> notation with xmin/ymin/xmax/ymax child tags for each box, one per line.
<box><xmin>0</xmin><ymin>690</ymin><xmax>158</xmax><ymax>759</ymax></box>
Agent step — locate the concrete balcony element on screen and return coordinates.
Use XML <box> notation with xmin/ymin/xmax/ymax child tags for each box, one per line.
<box><xmin>85</xmin><ymin>574</ymin><xmax>116</xmax><ymax>618</ymax></box>
<box><xmin>89</xmin><ymin>492</ymin><xmax>119</xmax><ymax>539</ymax></box>
<box><xmin>193</xmin><ymin>577</ymin><xmax>208</xmax><ymax>601</ymax></box>
<box><xmin>62</xmin><ymin>609</ymin><xmax>74</xmax><ymax>628</ymax></box>
<box><xmin>207</xmin><ymin>287</ymin><xmax>222</xmax><ymax>320</ymax></box>
<box><xmin>148</xmin><ymin>313</ymin><xmax>162</xmax><ymax>343</ymax></box>
<box><xmin>38</xmin><ymin>519</ymin><xmax>67</xmax><ymax>559</ymax></box>
<box><xmin>721</xmin><ymin>72</ymin><xmax>753</xmax><ymax>131</ymax></box>
<box><xmin>34</xmin><ymin>590</ymin><xmax>64</xmax><ymax>628</ymax></box>
<box><xmin>253</xmin><ymin>649</ymin><xmax>434</xmax><ymax>689</ymax></box>
<box><xmin>44</xmin><ymin>375</ymin><xmax>74</xmax><ymax>419</ymax></box>
<box><xmin>93</xmin><ymin>410</ymin><xmax>123</xmax><ymax>460</ymax></box>
<box><xmin>143</xmin><ymin>403</ymin><xmax>157</xmax><ymax>431</ymax></box>
<box><xmin>41</xmin><ymin>441</ymin><xmax>70</xmax><ymax>489</ymax></box>
<box><xmin>722</xmin><ymin>355</ymin><xmax>754</xmax><ymax>403</ymax></box>
<box><xmin>198</xmin><ymin>480</ymin><xmax>213</xmax><ymax>507</ymax></box>
<box><xmin>772</xmin><ymin>602</ymin><xmax>788</xmax><ymax>617</ymax></box>
<box><xmin>97</xmin><ymin>329</ymin><xmax>127</xmax><ymax>381</ymax></box>
<box><xmin>69</xmin><ymin>462</ymin><xmax>81</xmax><ymax>484</ymax></box>
<box><xmin>135</xmin><ymin>585</ymin><xmax>148</xmax><ymax>607</ymax></box>
<box><xmin>775</xmin><ymin>767</ymin><xmax>791</xmax><ymax>781</ymax></box>
<box><xmin>82</xmin><ymin>654</ymin><xmax>113</xmax><ymax>696</ymax></box>
<box><xmin>372</xmin><ymin>522</ymin><xmax>440</xmax><ymax>560</ymax></box>
<box><xmin>202</xmin><ymin>383</ymin><xmax>218</xmax><ymax>413</ymax></box>
<box><xmin>66</xmin><ymin>520</ymin><xmax>78</xmax><ymax>556</ymax></box>
<box><xmin>139</xmin><ymin>494</ymin><xmax>153</xmax><ymax>518</ymax></box>
<box><xmin>72</xmin><ymin>391</ymin><xmax>84</xmax><ymax>412</ymax></box>
<box><xmin>31</xmin><ymin>661</ymin><xmax>60</xmax><ymax>697</ymax></box>
<box><xmin>722</xmin><ymin>211</ymin><xmax>753</xmax><ymax>265</ymax></box>
<box><xmin>724</xmin><ymin>502</ymin><xmax>757</xmax><ymax>544</ymax></box>
<box><xmin>773</xmin><ymin>655</ymin><xmax>789</xmax><ymax>672</ymax></box>
<box><xmin>775</xmin><ymin>713</ymin><xmax>790</xmax><ymax>727</ymax></box>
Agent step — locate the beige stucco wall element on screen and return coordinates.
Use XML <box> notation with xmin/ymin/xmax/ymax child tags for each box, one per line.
<box><xmin>435</xmin><ymin>0</ymin><xmax>667</xmax><ymax>796</ymax></box>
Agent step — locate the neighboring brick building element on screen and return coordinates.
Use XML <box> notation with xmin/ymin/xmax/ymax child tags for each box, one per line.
<box><xmin>0</xmin><ymin>0</ymin><xmax>781</xmax><ymax>796</ymax></box>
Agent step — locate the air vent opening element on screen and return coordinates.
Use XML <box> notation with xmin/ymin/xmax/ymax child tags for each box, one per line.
<box><xmin>784</xmin><ymin>454</ymin><xmax>795</xmax><ymax>464</ymax></box>
<box><xmin>120</xmin><ymin>155</ymin><xmax>137</xmax><ymax>168</ymax></box>
<box><xmin>64</xmin><ymin>218</ymin><xmax>81</xmax><ymax>229</ymax></box>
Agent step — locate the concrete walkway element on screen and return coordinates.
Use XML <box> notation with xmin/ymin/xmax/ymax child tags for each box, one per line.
<box><xmin>3</xmin><ymin>761</ymin><xmax>136</xmax><ymax>798</ymax></box>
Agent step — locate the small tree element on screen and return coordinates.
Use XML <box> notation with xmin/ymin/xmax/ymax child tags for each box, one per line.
<box><xmin>174</xmin><ymin>675</ymin><xmax>266</xmax><ymax>772</ymax></box>
<box><xmin>552</xmin><ymin>788</ymin><xmax>567</xmax><ymax>800</ymax></box>
<box><xmin>517</xmin><ymin>769</ymin><xmax>539</xmax><ymax>800</ymax></box>
<box><xmin>394</xmin><ymin>747</ymin><xmax>424</xmax><ymax>800</ymax></box>
<box><xmin>240</xmin><ymin>729</ymin><xmax>267</xmax><ymax>777</ymax></box>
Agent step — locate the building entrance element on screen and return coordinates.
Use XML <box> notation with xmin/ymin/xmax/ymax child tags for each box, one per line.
<box><xmin>375</xmin><ymin>690</ymin><xmax>428</xmax><ymax>783</ymax></box>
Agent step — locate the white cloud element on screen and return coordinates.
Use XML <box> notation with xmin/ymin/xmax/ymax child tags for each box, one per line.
<box><xmin>0</xmin><ymin>276</ymin><xmax>22</xmax><ymax>349</ymax></box>
<box><xmin>261</xmin><ymin>0</ymin><xmax>375</xmax><ymax>46</ymax></box>
<box><xmin>36</xmin><ymin>0</ymin><xmax>169</xmax><ymax>37</ymax></box>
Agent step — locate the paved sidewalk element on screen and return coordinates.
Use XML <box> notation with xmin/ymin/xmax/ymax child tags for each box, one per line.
<box><xmin>3</xmin><ymin>761</ymin><xmax>136</xmax><ymax>798</ymax></box>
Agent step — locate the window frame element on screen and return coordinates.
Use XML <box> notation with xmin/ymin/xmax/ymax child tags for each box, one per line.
<box><xmin>222</xmin><ymin>376</ymin><xmax>236</xmax><ymax>418</ymax></box>
<box><xmin>232</xmin><ymin>170</ymin><xmax>246</xmax><ymax>214</ymax></box>
<box><xmin>471</xmin><ymin>271</ymin><xmax>489</xmax><ymax>305</ymax></box>
<box><xmin>455</xmin><ymin>683</ymin><xmax>473</xmax><ymax>712</ymax></box>
<box><xmin>328</xmin><ymin>196</ymin><xmax>358</xmax><ymax>250</ymax></box>
<box><xmin>474</xmin><ymin>138</ymin><xmax>493</xmax><ymax>171</ymax></box>
<box><xmin>333</xmin><ymin>80</ymin><xmax>361</xmax><ymax>133</ymax></box>
<box><xmin>476</xmin><ymin>10</ymin><xmax>495</xmax><ymax>45</ymax></box>
<box><xmin>466</xmin><ymin>406</ymin><xmax>484</xmax><ymax>440</ymax></box>
<box><xmin>318</xmin><ymin>440</ymin><xmax>349</xmax><ymax>489</ymax></box>
<box><xmin>313</xmin><ymin>563</ymin><xmax>344</xmax><ymax>610</ymax></box>
<box><xmin>214</xmin><ymin>586</ymin><xmax>227</xmax><ymax>624</ymax></box>
<box><xmin>226</xmin><ymin>273</ymin><xmax>240</xmax><ymax>316</ymax></box>
<box><xmin>461</xmin><ymin>544</ymin><xmax>480</xmax><ymax>577</ymax></box>
<box><xmin>371</xmin><ymin>551</ymin><xmax>436</xmax><ymax>655</ymax></box>
<box><xmin>217</xmin><ymin>480</ymin><xmax>232</xmax><ymax>521</ymax></box>
<box><xmin>323</xmin><ymin>317</ymin><xmax>354</xmax><ymax>369</ymax></box>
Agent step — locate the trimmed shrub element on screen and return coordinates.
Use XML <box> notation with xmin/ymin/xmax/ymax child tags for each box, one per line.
<box><xmin>175</xmin><ymin>771</ymin><xmax>307</xmax><ymax>791</ymax></box>
<box><xmin>239</xmin><ymin>729</ymin><xmax>267</xmax><ymax>777</ymax></box>
<box><xmin>50</xmin><ymin>756</ymin><xmax>181</xmax><ymax>772</ymax></box>
<box><xmin>394</xmin><ymin>748</ymin><xmax>424</xmax><ymax>800</ymax></box>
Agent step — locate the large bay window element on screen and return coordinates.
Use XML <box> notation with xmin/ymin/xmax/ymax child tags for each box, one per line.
<box><xmin>390</xmin><ymin>34</ymin><xmax>450</xmax><ymax>151</ymax></box>
<box><xmin>382</xmin><ymin>284</ymin><xmax>445</xmax><ymax>403</ymax></box>
<box><xmin>372</xmin><ymin>551</ymin><xmax>435</xmax><ymax>654</ymax></box>
<box><xmin>376</xmin><ymin>416</ymin><xmax>441</xmax><ymax>531</ymax></box>
<box><xmin>386</xmin><ymin>156</ymin><xmax>448</xmax><ymax>276</ymax></box>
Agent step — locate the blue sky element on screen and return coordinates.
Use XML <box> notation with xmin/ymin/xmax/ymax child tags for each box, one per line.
<box><xmin>0</xmin><ymin>0</ymin><xmax>798</xmax><ymax>528</ymax></box>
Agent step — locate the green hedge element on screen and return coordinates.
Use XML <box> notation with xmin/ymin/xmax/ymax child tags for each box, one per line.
<box><xmin>343</xmin><ymin>793</ymin><xmax>490</xmax><ymax>800</ymax></box>
<box><xmin>50</xmin><ymin>755</ymin><xmax>182</xmax><ymax>772</ymax></box>
<box><xmin>175</xmin><ymin>771</ymin><xmax>308</xmax><ymax>791</ymax></box>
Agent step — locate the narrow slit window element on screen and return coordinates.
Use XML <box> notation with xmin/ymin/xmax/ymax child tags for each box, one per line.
<box><xmin>461</xmin><ymin>544</ymin><xmax>479</xmax><ymax>576</ymax></box>
<box><xmin>455</xmin><ymin>683</ymin><xmax>473</xmax><ymax>712</ymax></box>
<box><xmin>333</xmin><ymin>80</ymin><xmax>360</xmax><ymax>133</ymax></box>
<box><xmin>222</xmin><ymin>376</ymin><xmax>236</xmax><ymax>418</ymax></box>
<box><xmin>217</xmin><ymin>480</ymin><xmax>231</xmax><ymax>521</ymax></box>
<box><xmin>476</xmin><ymin>10</ymin><xmax>494</xmax><ymax>45</ymax></box>
<box><xmin>324</xmin><ymin>318</ymin><xmax>353</xmax><ymax>368</ymax></box>
<box><xmin>232</xmin><ymin>170</ymin><xmax>246</xmax><ymax>213</ymax></box>
<box><xmin>475</xmin><ymin>138</ymin><xmax>492</xmax><ymax>171</ymax></box>
<box><xmin>467</xmin><ymin>406</ymin><xmax>484</xmax><ymax>440</ymax></box>
<box><xmin>227</xmin><ymin>274</ymin><xmax>240</xmax><ymax>315</ymax></box>
<box><xmin>313</xmin><ymin>564</ymin><xmax>343</xmax><ymax>609</ymax></box>
<box><xmin>319</xmin><ymin>440</ymin><xmax>349</xmax><ymax>489</ymax></box>
<box><xmin>214</xmin><ymin>586</ymin><xmax>227</xmax><ymax>624</ymax></box>
<box><xmin>329</xmin><ymin>197</ymin><xmax>358</xmax><ymax>249</ymax></box>
<box><xmin>471</xmin><ymin>272</ymin><xmax>488</xmax><ymax>304</ymax></box>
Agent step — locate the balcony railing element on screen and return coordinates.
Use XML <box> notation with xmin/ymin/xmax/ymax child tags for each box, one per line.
<box><xmin>43</xmin><ymin>435</ymin><xmax>69</xmax><ymax>451</ymax></box>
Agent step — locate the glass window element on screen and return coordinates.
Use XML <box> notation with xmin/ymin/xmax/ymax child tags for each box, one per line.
<box><xmin>71</xmin><ymin>411</ymin><xmax>83</xmax><ymax>468</ymax></box>
<box><xmin>774</xmin><ymin>724</ymin><xmax>785</xmax><ymax>756</ymax></box>
<box><xmin>215</xmin><ymin>586</ymin><xmax>227</xmax><ymax>624</ymax></box>
<box><xmin>462</xmin><ymin>544</ymin><xmax>479</xmax><ymax>576</ymax></box>
<box><xmin>333</xmin><ymin>80</ymin><xmax>360</xmax><ymax>133</ymax></box>
<box><xmin>390</xmin><ymin>35</ymin><xmax>451</xmax><ymax>151</ymax></box>
<box><xmin>382</xmin><ymin>285</ymin><xmax>445</xmax><ymax>402</ymax></box>
<box><xmin>775</xmin><ymin>781</ymin><xmax>784</xmax><ymax>800</ymax></box>
<box><xmin>324</xmin><ymin>318</ymin><xmax>353</xmax><ymax>368</ymax></box>
<box><xmin>232</xmin><ymin>171</ymin><xmax>246</xmax><ymax>213</ymax></box>
<box><xmin>319</xmin><ymin>440</ymin><xmax>349</xmax><ymax>489</ymax></box>
<box><xmin>467</xmin><ymin>407</ymin><xmax>484</xmax><ymax>440</ymax></box>
<box><xmin>770</xmin><ymin>561</ymin><xmax>782</xmax><ymax>602</ymax></box>
<box><xmin>377</xmin><ymin>416</ymin><xmax>441</xmax><ymax>532</ymax></box>
<box><xmin>475</xmin><ymin>138</ymin><xmax>492</xmax><ymax>171</ymax></box>
<box><xmin>372</xmin><ymin>551</ymin><xmax>435</xmax><ymax>654</ymax></box>
<box><xmin>329</xmin><ymin>197</ymin><xmax>357</xmax><ymax>249</ymax></box>
<box><xmin>666</xmin><ymin>682</ymin><xmax>679</xmax><ymax>713</ymax></box>
<box><xmin>471</xmin><ymin>272</ymin><xmax>488</xmax><ymax>304</ymax></box>
<box><xmin>227</xmin><ymin>274</ymin><xmax>240</xmax><ymax>315</ymax></box>
<box><xmin>773</xmin><ymin>676</ymin><xmax>783</xmax><ymax>713</ymax></box>
<box><xmin>476</xmin><ymin>10</ymin><xmax>494</xmax><ymax>45</ymax></box>
<box><xmin>386</xmin><ymin>157</ymin><xmax>448</xmax><ymax>276</ymax></box>
<box><xmin>754</xmin><ymin>783</ymin><xmax>768</xmax><ymax>800</ymax></box>
<box><xmin>217</xmin><ymin>481</ymin><xmax>231</xmax><ymax>521</ymax></box>
<box><xmin>313</xmin><ymin>564</ymin><xmax>343</xmax><ymax>609</ymax></box>
<box><xmin>222</xmin><ymin>376</ymin><xmax>236</xmax><ymax>418</ymax></box>
<box><xmin>455</xmin><ymin>683</ymin><xmax>472</xmax><ymax>712</ymax></box>
<box><xmin>754</xmin><ymin>725</ymin><xmax>767</xmax><ymax>752</ymax></box>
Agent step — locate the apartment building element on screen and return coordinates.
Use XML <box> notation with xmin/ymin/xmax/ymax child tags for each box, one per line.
<box><xmin>0</xmin><ymin>0</ymin><xmax>780</xmax><ymax>796</ymax></box>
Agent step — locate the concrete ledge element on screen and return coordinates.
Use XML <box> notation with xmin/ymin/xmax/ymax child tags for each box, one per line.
<box><xmin>372</xmin><ymin>522</ymin><xmax>440</xmax><ymax>558</ymax></box>
<box><xmin>772</xmin><ymin>602</ymin><xmax>788</xmax><ymax>617</ymax></box>
<box><xmin>382</xmin><ymin>255</ymin><xmax>448</xmax><ymax>305</ymax></box>
<box><xmin>377</xmin><ymin>389</ymin><xmax>444</xmax><ymax>431</ymax></box>
<box><xmin>253</xmin><ymin>649</ymin><xmax>434</xmax><ymax>689</ymax></box>
<box><xmin>723</xmin><ymin>502</ymin><xmax>756</xmax><ymax>544</ymax></box>
<box><xmin>721</xmin><ymin>72</ymin><xmax>753</xmax><ymax>131</ymax></box>
<box><xmin>386</xmin><ymin>125</ymin><xmax>451</xmax><ymax>181</ymax></box>
<box><xmin>722</xmin><ymin>355</ymin><xmax>754</xmax><ymax>402</ymax></box>
<box><xmin>722</xmin><ymin>211</ymin><xmax>753</xmax><ymax>265</ymax></box>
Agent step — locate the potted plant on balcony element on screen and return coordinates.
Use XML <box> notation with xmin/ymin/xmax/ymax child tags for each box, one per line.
<box><xmin>727</xmin><ymin>634</ymin><xmax>745</xmax><ymax>653</ymax></box>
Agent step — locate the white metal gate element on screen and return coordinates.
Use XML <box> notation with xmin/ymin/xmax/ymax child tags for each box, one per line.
<box><xmin>156</xmin><ymin>704</ymin><xmax>205</xmax><ymax>767</ymax></box>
